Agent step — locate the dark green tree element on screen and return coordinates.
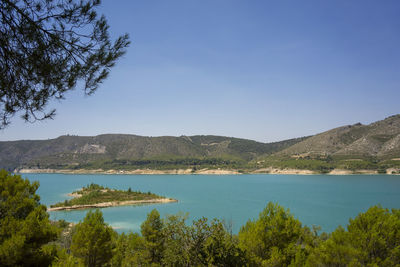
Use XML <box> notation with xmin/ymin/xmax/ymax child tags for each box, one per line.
<box><xmin>0</xmin><ymin>170</ymin><xmax>58</xmax><ymax>266</ymax></box>
<box><xmin>111</xmin><ymin>232</ymin><xmax>149</xmax><ymax>267</ymax></box>
<box><xmin>140</xmin><ymin>209</ymin><xmax>164</xmax><ymax>264</ymax></box>
<box><xmin>51</xmin><ymin>248</ymin><xmax>85</xmax><ymax>267</ymax></box>
<box><xmin>161</xmin><ymin>213</ymin><xmax>191</xmax><ymax>266</ymax></box>
<box><xmin>0</xmin><ymin>0</ymin><xmax>130</xmax><ymax>128</ymax></box>
<box><xmin>189</xmin><ymin>217</ymin><xmax>211</xmax><ymax>265</ymax></box>
<box><xmin>238</xmin><ymin>202</ymin><xmax>310</xmax><ymax>266</ymax></box>
<box><xmin>347</xmin><ymin>206</ymin><xmax>400</xmax><ymax>265</ymax></box>
<box><xmin>111</xmin><ymin>232</ymin><xmax>128</xmax><ymax>267</ymax></box>
<box><xmin>306</xmin><ymin>226</ymin><xmax>361</xmax><ymax>266</ymax></box>
<box><xmin>71</xmin><ymin>209</ymin><xmax>114</xmax><ymax>267</ymax></box>
<box><xmin>203</xmin><ymin>219</ymin><xmax>246</xmax><ymax>266</ymax></box>
<box><xmin>308</xmin><ymin>205</ymin><xmax>400</xmax><ymax>266</ymax></box>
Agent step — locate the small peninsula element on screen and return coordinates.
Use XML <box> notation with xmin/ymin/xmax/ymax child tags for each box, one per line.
<box><xmin>48</xmin><ymin>183</ymin><xmax>177</xmax><ymax>211</ymax></box>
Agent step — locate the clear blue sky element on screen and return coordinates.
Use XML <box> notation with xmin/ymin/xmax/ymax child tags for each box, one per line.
<box><xmin>1</xmin><ymin>0</ymin><xmax>400</xmax><ymax>143</ymax></box>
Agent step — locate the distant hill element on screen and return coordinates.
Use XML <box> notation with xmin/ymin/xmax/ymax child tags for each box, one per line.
<box><xmin>1</xmin><ymin>115</ymin><xmax>399</xmax><ymax>173</ymax></box>
<box><xmin>0</xmin><ymin>134</ymin><xmax>307</xmax><ymax>171</ymax></box>
<box><xmin>275</xmin><ymin>114</ymin><xmax>400</xmax><ymax>159</ymax></box>
<box><xmin>255</xmin><ymin>115</ymin><xmax>400</xmax><ymax>174</ymax></box>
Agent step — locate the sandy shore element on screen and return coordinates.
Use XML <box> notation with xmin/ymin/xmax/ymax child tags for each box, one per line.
<box><xmin>328</xmin><ymin>169</ymin><xmax>378</xmax><ymax>175</ymax></box>
<box><xmin>17</xmin><ymin>168</ymin><xmax>240</xmax><ymax>175</ymax></box>
<box><xmin>251</xmin><ymin>168</ymin><xmax>315</xmax><ymax>175</ymax></box>
<box><xmin>250</xmin><ymin>168</ymin><xmax>396</xmax><ymax>175</ymax></box>
<box><xmin>48</xmin><ymin>198</ymin><xmax>178</xmax><ymax>211</ymax></box>
<box><xmin>18</xmin><ymin>167</ymin><xmax>399</xmax><ymax>175</ymax></box>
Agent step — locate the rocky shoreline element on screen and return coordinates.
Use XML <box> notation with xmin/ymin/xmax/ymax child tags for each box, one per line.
<box><xmin>17</xmin><ymin>168</ymin><xmax>240</xmax><ymax>175</ymax></box>
<box><xmin>48</xmin><ymin>198</ymin><xmax>178</xmax><ymax>211</ymax></box>
<box><xmin>17</xmin><ymin>167</ymin><xmax>400</xmax><ymax>175</ymax></box>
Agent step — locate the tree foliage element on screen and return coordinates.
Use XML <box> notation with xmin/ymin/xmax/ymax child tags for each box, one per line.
<box><xmin>202</xmin><ymin>219</ymin><xmax>245</xmax><ymax>266</ymax></box>
<box><xmin>70</xmin><ymin>209</ymin><xmax>114</xmax><ymax>267</ymax></box>
<box><xmin>238</xmin><ymin>202</ymin><xmax>317</xmax><ymax>266</ymax></box>
<box><xmin>140</xmin><ymin>212</ymin><xmax>246</xmax><ymax>266</ymax></box>
<box><xmin>0</xmin><ymin>0</ymin><xmax>130</xmax><ymax>128</ymax></box>
<box><xmin>0</xmin><ymin>169</ymin><xmax>58</xmax><ymax>266</ymax></box>
<box><xmin>160</xmin><ymin>213</ymin><xmax>192</xmax><ymax>266</ymax></box>
<box><xmin>308</xmin><ymin>205</ymin><xmax>400</xmax><ymax>266</ymax></box>
<box><xmin>111</xmin><ymin>232</ymin><xmax>149</xmax><ymax>267</ymax></box>
<box><xmin>140</xmin><ymin>209</ymin><xmax>164</xmax><ymax>264</ymax></box>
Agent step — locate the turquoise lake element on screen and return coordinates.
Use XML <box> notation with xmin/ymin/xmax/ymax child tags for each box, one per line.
<box><xmin>24</xmin><ymin>173</ymin><xmax>400</xmax><ymax>234</ymax></box>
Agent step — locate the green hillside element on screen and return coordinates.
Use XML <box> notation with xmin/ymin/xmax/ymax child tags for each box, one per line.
<box><xmin>0</xmin><ymin>134</ymin><xmax>307</xmax><ymax>171</ymax></box>
<box><xmin>274</xmin><ymin>114</ymin><xmax>400</xmax><ymax>159</ymax></box>
<box><xmin>255</xmin><ymin>115</ymin><xmax>400</xmax><ymax>173</ymax></box>
<box><xmin>1</xmin><ymin>115</ymin><xmax>399</xmax><ymax>173</ymax></box>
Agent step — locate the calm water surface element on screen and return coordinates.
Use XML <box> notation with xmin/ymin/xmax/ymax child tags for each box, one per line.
<box><xmin>24</xmin><ymin>173</ymin><xmax>400</xmax><ymax>234</ymax></box>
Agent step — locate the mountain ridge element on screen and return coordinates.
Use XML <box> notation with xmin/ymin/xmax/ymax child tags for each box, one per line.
<box><xmin>0</xmin><ymin>134</ymin><xmax>308</xmax><ymax>171</ymax></box>
<box><xmin>275</xmin><ymin>114</ymin><xmax>400</xmax><ymax>159</ymax></box>
<box><xmin>1</xmin><ymin>115</ymin><xmax>399</xmax><ymax>173</ymax></box>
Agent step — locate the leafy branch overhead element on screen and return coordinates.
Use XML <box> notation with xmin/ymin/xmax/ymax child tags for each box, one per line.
<box><xmin>0</xmin><ymin>0</ymin><xmax>130</xmax><ymax>128</ymax></box>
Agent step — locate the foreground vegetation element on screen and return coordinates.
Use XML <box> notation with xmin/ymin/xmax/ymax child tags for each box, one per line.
<box><xmin>1</xmin><ymin>170</ymin><xmax>400</xmax><ymax>266</ymax></box>
<box><xmin>50</xmin><ymin>183</ymin><xmax>165</xmax><ymax>208</ymax></box>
